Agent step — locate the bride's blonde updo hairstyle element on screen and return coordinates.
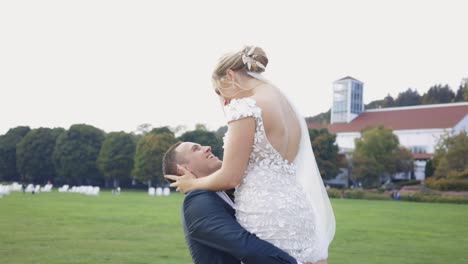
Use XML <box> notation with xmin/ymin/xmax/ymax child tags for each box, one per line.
<box><xmin>212</xmin><ymin>46</ymin><xmax>269</xmax><ymax>98</ymax></box>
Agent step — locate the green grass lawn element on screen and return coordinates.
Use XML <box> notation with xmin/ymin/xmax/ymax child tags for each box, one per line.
<box><xmin>0</xmin><ymin>191</ymin><xmax>467</xmax><ymax>264</ymax></box>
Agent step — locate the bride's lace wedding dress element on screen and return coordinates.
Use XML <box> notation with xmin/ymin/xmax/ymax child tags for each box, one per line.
<box><xmin>224</xmin><ymin>97</ymin><xmax>335</xmax><ymax>263</ymax></box>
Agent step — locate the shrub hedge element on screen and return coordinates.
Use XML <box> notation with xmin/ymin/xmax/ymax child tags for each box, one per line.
<box><xmin>424</xmin><ymin>178</ymin><xmax>468</xmax><ymax>191</ymax></box>
<box><xmin>327</xmin><ymin>188</ymin><xmax>468</xmax><ymax>204</ymax></box>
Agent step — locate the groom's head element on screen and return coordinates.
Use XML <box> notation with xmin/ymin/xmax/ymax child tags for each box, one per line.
<box><xmin>163</xmin><ymin>142</ymin><xmax>222</xmax><ymax>181</ymax></box>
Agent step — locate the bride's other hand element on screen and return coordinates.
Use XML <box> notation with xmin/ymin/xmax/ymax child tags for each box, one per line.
<box><xmin>165</xmin><ymin>165</ymin><xmax>197</xmax><ymax>194</ymax></box>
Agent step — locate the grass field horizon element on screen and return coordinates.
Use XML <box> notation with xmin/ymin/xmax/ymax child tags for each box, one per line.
<box><xmin>1</xmin><ymin>191</ymin><xmax>467</xmax><ymax>264</ymax></box>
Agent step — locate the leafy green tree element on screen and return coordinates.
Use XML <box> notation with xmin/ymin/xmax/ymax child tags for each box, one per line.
<box><xmin>349</xmin><ymin>151</ymin><xmax>379</xmax><ymax>188</ymax></box>
<box><xmin>455</xmin><ymin>84</ymin><xmax>468</xmax><ymax>102</ymax></box>
<box><xmin>215</xmin><ymin>126</ymin><xmax>228</xmax><ymax>140</ymax></box>
<box><xmin>308</xmin><ymin>128</ymin><xmax>340</xmax><ymax>180</ymax></box>
<box><xmin>135</xmin><ymin>123</ymin><xmax>153</xmax><ymax>135</ymax></box>
<box><xmin>51</xmin><ymin>128</ymin><xmax>66</xmax><ymax>139</ymax></box>
<box><xmin>394</xmin><ymin>147</ymin><xmax>414</xmax><ymax>174</ymax></box>
<box><xmin>394</xmin><ymin>88</ymin><xmax>421</xmax><ymax>107</ymax></box>
<box><xmin>352</xmin><ymin>126</ymin><xmax>400</xmax><ymax>187</ymax></box>
<box><xmin>421</xmin><ymin>84</ymin><xmax>455</xmax><ymax>104</ymax></box>
<box><xmin>171</xmin><ymin>125</ymin><xmax>188</xmax><ymax>136</ymax></box>
<box><xmin>195</xmin><ymin>123</ymin><xmax>208</xmax><ymax>131</ymax></box>
<box><xmin>132</xmin><ymin>133</ymin><xmax>177</xmax><ymax>187</ymax></box>
<box><xmin>53</xmin><ymin>124</ymin><xmax>105</xmax><ymax>185</ymax></box>
<box><xmin>16</xmin><ymin>128</ymin><xmax>61</xmax><ymax>184</ymax></box>
<box><xmin>365</xmin><ymin>99</ymin><xmax>384</xmax><ymax>110</ymax></box>
<box><xmin>382</xmin><ymin>94</ymin><xmax>395</xmax><ymax>108</ymax></box>
<box><xmin>425</xmin><ymin>159</ymin><xmax>435</xmax><ymax>178</ymax></box>
<box><xmin>465</xmin><ymin>86</ymin><xmax>468</xmax><ymax>101</ymax></box>
<box><xmin>433</xmin><ymin>131</ymin><xmax>468</xmax><ymax>179</ymax></box>
<box><xmin>97</xmin><ymin>132</ymin><xmax>136</xmax><ymax>188</ymax></box>
<box><xmin>366</xmin><ymin>94</ymin><xmax>395</xmax><ymax>109</ymax></box>
<box><xmin>150</xmin><ymin>126</ymin><xmax>174</xmax><ymax>136</ymax></box>
<box><xmin>305</xmin><ymin>109</ymin><xmax>331</xmax><ymax>124</ymax></box>
<box><xmin>0</xmin><ymin>126</ymin><xmax>31</xmax><ymax>182</ymax></box>
<box><xmin>178</xmin><ymin>129</ymin><xmax>223</xmax><ymax>159</ymax></box>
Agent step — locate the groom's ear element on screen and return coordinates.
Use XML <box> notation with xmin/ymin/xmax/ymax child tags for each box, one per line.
<box><xmin>178</xmin><ymin>164</ymin><xmax>198</xmax><ymax>179</ymax></box>
<box><xmin>176</xmin><ymin>164</ymin><xmax>184</xmax><ymax>175</ymax></box>
<box><xmin>177</xmin><ymin>164</ymin><xmax>190</xmax><ymax>175</ymax></box>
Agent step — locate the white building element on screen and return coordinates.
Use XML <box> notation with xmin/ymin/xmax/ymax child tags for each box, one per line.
<box><xmin>309</xmin><ymin>76</ymin><xmax>468</xmax><ymax>181</ymax></box>
<box><xmin>328</xmin><ymin>103</ymin><xmax>468</xmax><ymax>156</ymax></box>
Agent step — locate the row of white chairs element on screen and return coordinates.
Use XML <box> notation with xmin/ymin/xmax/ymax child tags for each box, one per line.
<box><xmin>9</xmin><ymin>182</ymin><xmax>22</xmax><ymax>191</ymax></box>
<box><xmin>2</xmin><ymin>183</ymin><xmax>169</xmax><ymax>197</ymax></box>
<box><xmin>59</xmin><ymin>185</ymin><xmax>100</xmax><ymax>195</ymax></box>
<box><xmin>58</xmin><ymin>185</ymin><xmax>70</xmax><ymax>192</ymax></box>
<box><xmin>0</xmin><ymin>183</ymin><xmax>52</xmax><ymax>196</ymax></box>
<box><xmin>24</xmin><ymin>183</ymin><xmax>53</xmax><ymax>193</ymax></box>
<box><xmin>42</xmin><ymin>184</ymin><xmax>53</xmax><ymax>192</ymax></box>
<box><xmin>148</xmin><ymin>187</ymin><xmax>170</xmax><ymax>196</ymax></box>
<box><xmin>0</xmin><ymin>184</ymin><xmax>12</xmax><ymax>198</ymax></box>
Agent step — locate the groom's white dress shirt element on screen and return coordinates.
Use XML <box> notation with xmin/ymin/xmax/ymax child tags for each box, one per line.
<box><xmin>216</xmin><ymin>191</ymin><xmax>304</xmax><ymax>264</ymax></box>
<box><xmin>216</xmin><ymin>191</ymin><xmax>235</xmax><ymax>208</ymax></box>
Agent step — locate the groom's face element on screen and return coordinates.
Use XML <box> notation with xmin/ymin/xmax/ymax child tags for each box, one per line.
<box><xmin>176</xmin><ymin>142</ymin><xmax>222</xmax><ymax>177</ymax></box>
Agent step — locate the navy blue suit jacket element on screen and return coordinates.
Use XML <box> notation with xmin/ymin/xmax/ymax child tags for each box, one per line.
<box><xmin>182</xmin><ymin>190</ymin><xmax>298</xmax><ymax>264</ymax></box>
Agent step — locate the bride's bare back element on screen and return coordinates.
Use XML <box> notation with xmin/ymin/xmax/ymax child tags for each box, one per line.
<box><xmin>252</xmin><ymin>84</ymin><xmax>301</xmax><ymax>164</ymax></box>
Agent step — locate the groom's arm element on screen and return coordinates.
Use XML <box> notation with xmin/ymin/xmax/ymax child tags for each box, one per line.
<box><xmin>184</xmin><ymin>191</ymin><xmax>299</xmax><ymax>264</ymax></box>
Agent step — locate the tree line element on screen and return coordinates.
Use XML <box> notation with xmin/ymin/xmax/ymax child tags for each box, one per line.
<box><xmin>3</xmin><ymin>122</ymin><xmax>463</xmax><ymax>190</ymax></box>
<box><xmin>0</xmin><ymin>124</ymin><xmax>225</xmax><ymax>188</ymax></box>
<box><xmin>366</xmin><ymin>83</ymin><xmax>468</xmax><ymax>109</ymax></box>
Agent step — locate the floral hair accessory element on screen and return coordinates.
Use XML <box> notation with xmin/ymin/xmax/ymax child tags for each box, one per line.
<box><xmin>241</xmin><ymin>46</ymin><xmax>265</xmax><ymax>71</ymax></box>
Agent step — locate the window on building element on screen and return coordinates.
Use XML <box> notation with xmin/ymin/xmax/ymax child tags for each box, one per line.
<box><xmin>350</xmin><ymin>82</ymin><xmax>363</xmax><ymax>114</ymax></box>
<box><xmin>410</xmin><ymin>146</ymin><xmax>427</xmax><ymax>153</ymax></box>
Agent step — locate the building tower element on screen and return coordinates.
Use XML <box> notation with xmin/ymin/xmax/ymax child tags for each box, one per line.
<box><xmin>331</xmin><ymin>76</ymin><xmax>364</xmax><ymax>124</ymax></box>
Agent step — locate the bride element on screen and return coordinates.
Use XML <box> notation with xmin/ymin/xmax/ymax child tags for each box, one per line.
<box><xmin>166</xmin><ymin>46</ymin><xmax>335</xmax><ymax>263</ymax></box>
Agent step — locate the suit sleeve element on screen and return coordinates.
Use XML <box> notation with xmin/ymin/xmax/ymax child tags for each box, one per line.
<box><xmin>183</xmin><ymin>192</ymin><xmax>298</xmax><ymax>264</ymax></box>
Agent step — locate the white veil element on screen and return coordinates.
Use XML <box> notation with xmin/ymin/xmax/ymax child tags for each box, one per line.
<box><xmin>292</xmin><ymin>96</ymin><xmax>336</xmax><ymax>254</ymax></box>
<box><xmin>248</xmin><ymin>71</ymin><xmax>336</xmax><ymax>255</ymax></box>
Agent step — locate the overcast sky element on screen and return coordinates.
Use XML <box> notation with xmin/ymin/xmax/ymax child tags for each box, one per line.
<box><xmin>1</xmin><ymin>0</ymin><xmax>467</xmax><ymax>135</ymax></box>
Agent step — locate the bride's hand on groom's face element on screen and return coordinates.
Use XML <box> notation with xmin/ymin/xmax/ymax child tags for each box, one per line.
<box><xmin>164</xmin><ymin>165</ymin><xmax>197</xmax><ymax>194</ymax></box>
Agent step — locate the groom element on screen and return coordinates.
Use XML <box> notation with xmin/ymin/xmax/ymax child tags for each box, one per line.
<box><xmin>163</xmin><ymin>141</ymin><xmax>306</xmax><ymax>264</ymax></box>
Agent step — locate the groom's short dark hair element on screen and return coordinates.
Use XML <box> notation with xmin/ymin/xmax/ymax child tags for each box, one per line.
<box><xmin>162</xmin><ymin>141</ymin><xmax>183</xmax><ymax>183</ymax></box>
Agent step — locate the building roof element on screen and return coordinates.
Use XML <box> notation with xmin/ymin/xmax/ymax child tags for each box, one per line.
<box><xmin>308</xmin><ymin>102</ymin><xmax>468</xmax><ymax>134</ymax></box>
<box><xmin>413</xmin><ymin>153</ymin><xmax>433</xmax><ymax>160</ymax></box>
<box><xmin>336</xmin><ymin>76</ymin><xmax>362</xmax><ymax>83</ymax></box>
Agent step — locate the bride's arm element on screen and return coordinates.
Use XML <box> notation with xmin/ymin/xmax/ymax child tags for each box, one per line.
<box><xmin>170</xmin><ymin>117</ymin><xmax>256</xmax><ymax>193</ymax></box>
